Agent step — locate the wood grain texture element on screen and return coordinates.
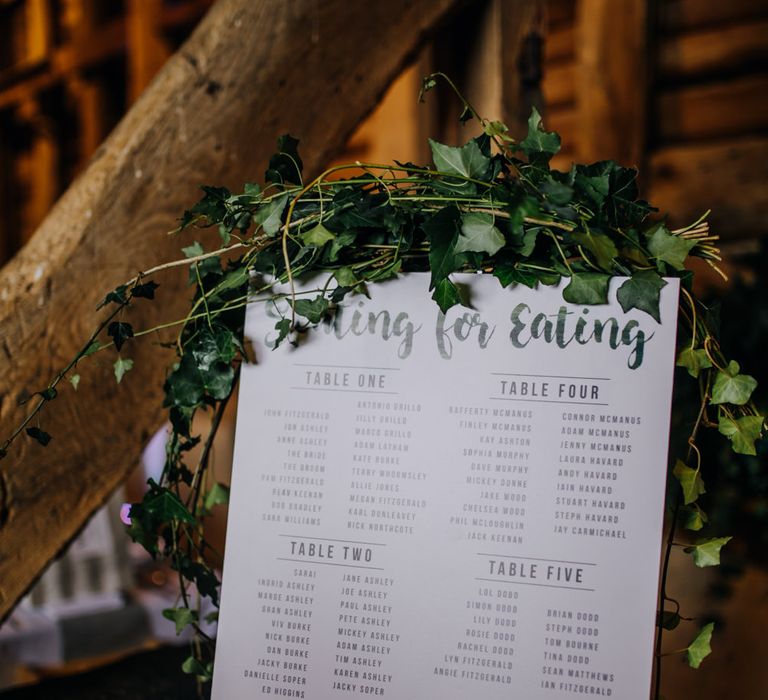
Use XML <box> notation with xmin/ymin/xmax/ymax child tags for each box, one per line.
<box><xmin>660</xmin><ymin>0</ymin><xmax>768</xmax><ymax>33</ymax></box>
<box><xmin>658</xmin><ymin>20</ymin><xmax>768</xmax><ymax>80</ymax></box>
<box><xmin>575</xmin><ymin>0</ymin><xmax>648</xmax><ymax>166</ymax></box>
<box><xmin>657</xmin><ymin>74</ymin><xmax>768</xmax><ymax>143</ymax></box>
<box><xmin>0</xmin><ymin>0</ymin><xmax>464</xmax><ymax>621</ymax></box>
<box><xmin>647</xmin><ymin>136</ymin><xmax>768</xmax><ymax>238</ymax></box>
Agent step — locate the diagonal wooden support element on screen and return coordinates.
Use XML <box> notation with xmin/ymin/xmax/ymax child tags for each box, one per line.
<box><xmin>0</xmin><ymin>0</ymin><xmax>464</xmax><ymax>621</ymax></box>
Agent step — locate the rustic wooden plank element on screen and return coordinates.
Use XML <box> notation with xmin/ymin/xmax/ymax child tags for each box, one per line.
<box><xmin>499</xmin><ymin>0</ymin><xmax>544</xmax><ymax>136</ymax></box>
<box><xmin>659</xmin><ymin>20</ymin><xmax>768</xmax><ymax>80</ymax></box>
<box><xmin>660</xmin><ymin>0</ymin><xmax>768</xmax><ymax>33</ymax></box>
<box><xmin>544</xmin><ymin>23</ymin><xmax>574</xmax><ymax>63</ymax></box>
<box><xmin>546</xmin><ymin>106</ymin><xmax>577</xmax><ymax>152</ymax></box>
<box><xmin>576</xmin><ymin>0</ymin><xmax>648</xmax><ymax>165</ymax></box>
<box><xmin>422</xmin><ymin>0</ymin><xmax>541</xmax><ymax>144</ymax></box>
<box><xmin>126</xmin><ymin>0</ymin><xmax>172</xmax><ymax>103</ymax></box>
<box><xmin>547</xmin><ymin>0</ymin><xmax>575</xmax><ymax>28</ymax></box>
<box><xmin>657</xmin><ymin>74</ymin><xmax>768</xmax><ymax>143</ymax></box>
<box><xmin>65</xmin><ymin>74</ymin><xmax>108</xmax><ymax>170</ymax></box>
<box><xmin>542</xmin><ymin>61</ymin><xmax>574</xmax><ymax>108</ymax></box>
<box><xmin>647</xmin><ymin>136</ymin><xmax>768</xmax><ymax>238</ymax></box>
<box><xmin>0</xmin><ymin>0</ymin><xmax>466</xmax><ymax>622</ymax></box>
<box><xmin>0</xmin><ymin>21</ymin><xmax>127</xmax><ymax>110</ymax></box>
<box><xmin>24</xmin><ymin>0</ymin><xmax>52</xmax><ymax>64</ymax></box>
<box><xmin>13</xmin><ymin>99</ymin><xmax>60</xmax><ymax>243</ymax></box>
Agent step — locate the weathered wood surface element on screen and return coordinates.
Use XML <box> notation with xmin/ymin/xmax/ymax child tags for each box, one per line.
<box><xmin>660</xmin><ymin>0</ymin><xmax>768</xmax><ymax>33</ymax></box>
<box><xmin>657</xmin><ymin>74</ymin><xmax>768</xmax><ymax>143</ymax></box>
<box><xmin>575</xmin><ymin>0</ymin><xmax>648</xmax><ymax>166</ymax></box>
<box><xmin>0</xmin><ymin>0</ymin><xmax>465</xmax><ymax>621</ymax></box>
<box><xmin>647</xmin><ymin>136</ymin><xmax>768</xmax><ymax>239</ymax></box>
<box><xmin>658</xmin><ymin>20</ymin><xmax>768</xmax><ymax>80</ymax></box>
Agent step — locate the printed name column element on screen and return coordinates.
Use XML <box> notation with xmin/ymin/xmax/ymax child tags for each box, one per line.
<box><xmin>260</xmin><ymin>407</ymin><xmax>330</xmax><ymax>528</ymax></box>
<box><xmin>348</xmin><ymin>399</ymin><xmax>426</xmax><ymax>537</ymax></box>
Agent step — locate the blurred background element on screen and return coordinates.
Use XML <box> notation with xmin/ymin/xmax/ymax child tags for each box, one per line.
<box><xmin>0</xmin><ymin>0</ymin><xmax>766</xmax><ymax>697</ymax></box>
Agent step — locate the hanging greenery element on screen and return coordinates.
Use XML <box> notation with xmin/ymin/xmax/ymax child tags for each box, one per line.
<box><xmin>1</xmin><ymin>74</ymin><xmax>764</xmax><ymax>693</ymax></box>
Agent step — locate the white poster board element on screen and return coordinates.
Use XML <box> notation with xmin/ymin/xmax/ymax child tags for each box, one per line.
<box><xmin>212</xmin><ymin>273</ymin><xmax>679</xmax><ymax>699</ymax></box>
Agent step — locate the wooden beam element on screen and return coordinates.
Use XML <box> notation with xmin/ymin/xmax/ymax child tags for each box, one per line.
<box><xmin>126</xmin><ymin>0</ymin><xmax>172</xmax><ymax>103</ymax></box>
<box><xmin>66</xmin><ymin>74</ymin><xmax>108</xmax><ymax>169</ymax></box>
<box><xmin>420</xmin><ymin>0</ymin><xmax>541</xmax><ymax>145</ymax></box>
<box><xmin>498</xmin><ymin>0</ymin><xmax>544</xmax><ymax>138</ymax></box>
<box><xmin>543</xmin><ymin>24</ymin><xmax>574</xmax><ymax>64</ymax></box>
<box><xmin>0</xmin><ymin>0</ymin><xmax>466</xmax><ymax>621</ymax></box>
<box><xmin>24</xmin><ymin>0</ymin><xmax>52</xmax><ymax>64</ymax></box>
<box><xmin>658</xmin><ymin>20</ymin><xmax>768</xmax><ymax>80</ymax></box>
<box><xmin>647</xmin><ymin>136</ymin><xmax>768</xmax><ymax>239</ymax></box>
<box><xmin>657</xmin><ymin>75</ymin><xmax>768</xmax><ymax>143</ymax></box>
<box><xmin>575</xmin><ymin>0</ymin><xmax>649</xmax><ymax>166</ymax></box>
<box><xmin>660</xmin><ymin>0</ymin><xmax>768</xmax><ymax>33</ymax></box>
<box><xmin>541</xmin><ymin>62</ymin><xmax>574</xmax><ymax>108</ymax></box>
<box><xmin>13</xmin><ymin>99</ymin><xmax>60</xmax><ymax>243</ymax></box>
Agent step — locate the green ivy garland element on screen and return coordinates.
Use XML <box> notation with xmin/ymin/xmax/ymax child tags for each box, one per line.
<box><xmin>1</xmin><ymin>75</ymin><xmax>765</xmax><ymax>694</ymax></box>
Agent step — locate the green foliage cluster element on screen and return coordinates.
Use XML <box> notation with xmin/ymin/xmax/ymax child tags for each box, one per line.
<box><xmin>1</xmin><ymin>75</ymin><xmax>764</xmax><ymax>692</ymax></box>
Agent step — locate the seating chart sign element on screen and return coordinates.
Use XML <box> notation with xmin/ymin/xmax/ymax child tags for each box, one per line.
<box><xmin>212</xmin><ymin>273</ymin><xmax>679</xmax><ymax>700</ymax></box>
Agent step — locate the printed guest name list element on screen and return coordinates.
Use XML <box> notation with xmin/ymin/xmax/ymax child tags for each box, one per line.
<box><xmin>212</xmin><ymin>273</ymin><xmax>679</xmax><ymax>700</ymax></box>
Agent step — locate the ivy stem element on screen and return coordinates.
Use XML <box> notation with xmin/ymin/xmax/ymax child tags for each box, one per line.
<box><xmin>0</xmin><ymin>298</ymin><xmax>130</xmax><ymax>459</ymax></box>
<box><xmin>654</xmin><ymin>387</ymin><xmax>710</xmax><ymax>698</ymax></box>
<box><xmin>188</xmin><ymin>367</ymin><xmax>240</xmax><ymax>515</ymax></box>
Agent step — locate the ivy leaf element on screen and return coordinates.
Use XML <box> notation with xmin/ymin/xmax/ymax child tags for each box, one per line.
<box><xmin>562</xmin><ymin>273</ymin><xmax>611</xmax><ymax>305</ymax></box>
<box><xmin>82</xmin><ymin>340</ymin><xmax>101</xmax><ymax>358</ymax></box>
<box><xmin>425</xmin><ymin>206</ymin><xmax>463</xmax><ymax>290</ymax></box>
<box><xmin>571</xmin><ymin>231</ymin><xmax>619</xmax><ymax>272</ymax></box>
<box><xmin>253</xmin><ymin>193</ymin><xmax>289</xmax><ymax>236</ymax></box>
<box><xmin>182</xmin><ymin>241</ymin><xmax>204</xmax><ymax>258</ymax></box>
<box><xmin>672</xmin><ymin>459</ymin><xmax>706</xmax><ymax>505</ymax></box>
<box><xmin>273</xmin><ymin>318</ymin><xmax>291</xmax><ymax>347</ymax></box>
<box><xmin>301</xmin><ymin>222</ymin><xmax>336</xmax><ymax>248</ymax></box>
<box><xmin>658</xmin><ymin>610</ymin><xmax>681</xmax><ymax>631</ymax></box>
<box><xmin>606</xmin><ymin>166</ymin><xmax>654</xmax><ymax>227</ymax></box>
<box><xmin>178</xmin><ymin>559</ymin><xmax>220</xmax><ymax>604</ymax></box>
<box><xmin>334</xmin><ymin>267</ymin><xmax>357</xmax><ymax>288</ymax></box>
<box><xmin>431</xmin><ymin>278</ymin><xmax>462</xmax><ymax>313</ymax></box>
<box><xmin>265</xmin><ymin>134</ymin><xmax>303</xmax><ymax>185</ymax></box>
<box><xmin>327</xmin><ymin>230</ymin><xmax>357</xmax><ymax>263</ymax></box>
<box><xmin>616</xmin><ymin>271</ymin><xmax>667</xmax><ymax>322</ymax></box>
<box><xmin>114</xmin><ymin>357</ymin><xmax>134</xmax><ymax>384</ymax></box>
<box><xmin>686</xmin><ymin>623</ymin><xmax>714</xmax><ymax>669</ymax></box>
<box><xmin>131</xmin><ymin>281</ymin><xmax>159</xmax><ymax>300</ymax></box>
<box><xmin>204</xmin><ymin>482</ymin><xmax>230</xmax><ymax>511</ymax></box>
<box><xmin>108</xmin><ymin>322</ymin><xmax>134</xmax><ymax>352</ymax></box>
<box><xmin>428</xmin><ymin>139</ymin><xmax>490</xmax><ymax>182</ymax></box>
<box><xmin>143</xmin><ymin>484</ymin><xmax>195</xmax><ymax>524</ymax></box>
<box><xmin>685</xmin><ymin>537</ymin><xmax>732</xmax><ymax>567</ymax></box>
<box><xmin>711</xmin><ymin>361</ymin><xmax>757</xmax><ymax>405</ymax></box>
<box><xmin>516</xmin><ymin>107</ymin><xmax>561</xmax><ymax>163</ymax></box>
<box><xmin>26</xmin><ymin>427</ymin><xmax>51</xmax><ymax>446</ymax></box>
<box><xmin>97</xmin><ymin>284</ymin><xmax>128</xmax><ymax>309</ymax></box>
<box><xmin>647</xmin><ymin>224</ymin><xmax>696</xmax><ymax>271</ymax></box>
<box><xmin>676</xmin><ymin>347</ymin><xmax>712</xmax><ymax>378</ymax></box>
<box><xmin>456</xmin><ymin>213</ymin><xmax>505</xmax><ymax>256</ymax></box>
<box><xmin>69</xmin><ymin>374</ymin><xmax>81</xmax><ymax>391</ymax></box>
<box><xmin>718</xmin><ymin>415</ymin><xmax>764</xmax><ymax>456</ymax></box>
<box><xmin>181</xmin><ymin>655</ymin><xmax>212</xmax><ymax>680</ymax></box>
<box><xmin>574</xmin><ymin>162</ymin><xmax>612</xmax><ymax>208</ymax></box>
<box><xmin>294</xmin><ymin>296</ymin><xmax>329</xmax><ymax>324</ymax></box>
<box><xmin>164</xmin><ymin>327</ymin><xmax>236</xmax><ymax>407</ymax></box>
<box><xmin>163</xmin><ymin>607</ymin><xmax>199</xmax><ymax>636</ymax></box>
<box><xmin>484</xmin><ymin>120</ymin><xmax>512</xmax><ymax>141</ymax></box>
<box><xmin>682</xmin><ymin>505</ymin><xmax>708</xmax><ymax>532</ymax></box>
<box><xmin>493</xmin><ymin>262</ymin><xmax>538</xmax><ymax>289</ymax></box>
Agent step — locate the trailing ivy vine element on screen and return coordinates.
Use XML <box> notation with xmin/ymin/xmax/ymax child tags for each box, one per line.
<box><xmin>1</xmin><ymin>74</ymin><xmax>764</xmax><ymax>696</ymax></box>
